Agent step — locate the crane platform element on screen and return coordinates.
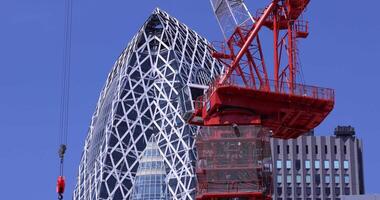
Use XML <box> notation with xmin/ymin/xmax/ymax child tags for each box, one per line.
<box><xmin>188</xmin><ymin>76</ymin><xmax>334</xmax><ymax>139</ymax></box>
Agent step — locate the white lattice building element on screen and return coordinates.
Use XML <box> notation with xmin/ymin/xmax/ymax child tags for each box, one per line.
<box><xmin>73</xmin><ymin>8</ymin><xmax>223</xmax><ymax>200</ymax></box>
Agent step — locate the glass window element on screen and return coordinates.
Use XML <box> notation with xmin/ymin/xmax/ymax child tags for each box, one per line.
<box><xmin>344</xmin><ymin>145</ymin><xmax>347</xmax><ymax>154</ymax></box>
<box><xmin>325</xmin><ymin>187</ymin><xmax>331</xmax><ymax>196</ymax></box>
<box><xmin>287</xmin><ymin>187</ymin><xmax>292</xmax><ymax>195</ymax></box>
<box><xmin>305</xmin><ymin>160</ymin><xmax>311</xmax><ymax>169</ymax></box>
<box><xmin>315</xmin><ymin>145</ymin><xmax>318</xmax><ymax>154</ymax></box>
<box><xmin>324</xmin><ymin>160</ymin><xmax>330</xmax><ymax>169</ymax></box>
<box><xmin>306</xmin><ymin>175</ymin><xmax>311</xmax><ymax>184</ymax></box>
<box><xmin>315</xmin><ymin>160</ymin><xmax>320</xmax><ymax>169</ymax></box>
<box><xmin>276</xmin><ymin>160</ymin><xmax>282</xmax><ymax>169</ymax></box>
<box><xmin>295</xmin><ymin>160</ymin><xmax>301</xmax><ymax>170</ymax></box>
<box><xmin>287</xmin><ymin>145</ymin><xmax>290</xmax><ymax>154</ymax></box>
<box><xmin>335</xmin><ymin>175</ymin><xmax>340</xmax><ymax>183</ymax></box>
<box><xmin>306</xmin><ymin>187</ymin><xmax>311</xmax><ymax>195</ymax></box>
<box><xmin>277</xmin><ymin>187</ymin><xmax>282</xmax><ymax>195</ymax></box>
<box><xmin>315</xmin><ymin>174</ymin><xmax>321</xmax><ymax>185</ymax></box>
<box><xmin>287</xmin><ymin>175</ymin><xmax>292</xmax><ymax>184</ymax></box>
<box><xmin>277</xmin><ymin>145</ymin><xmax>280</xmax><ymax>154</ymax></box>
<box><xmin>296</xmin><ymin>187</ymin><xmax>302</xmax><ymax>195</ymax></box>
<box><xmin>286</xmin><ymin>160</ymin><xmax>292</xmax><ymax>169</ymax></box>
<box><xmin>334</xmin><ymin>160</ymin><xmax>340</xmax><ymax>169</ymax></box>
<box><xmin>325</xmin><ymin>175</ymin><xmax>330</xmax><ymax>183</ymax></box>
<box><xmin>344</xmin><ymin>187</ymin><xmax>350</xmax><ymax>195</ymax></box>
<box><xmin>335</xmin><ymin>187</ymin><xmax>341</xmax><ymax>196</ymax></box>
<box><xmin>343</xmin><ymin>160</ymin><xmax>349</xmax><ymax>169</ymax></box>
<box><xmin>316</xmin><ymin>187</ymin><xmax>321</xmax><ymax>196</ymax></box>
<box><xmin>344</xmin><ymin>175</ymin><xmax>350</xmax><ymax>184</ymax></box>
<box><xmin>296</xmin><ymin>175</ymin><xmax>301</xmax><ymax>184</ymax></box>
<box><xmin>277</xmin><ymin>175</ymin><xmax>282</xmax><ymax>184</ymax></box>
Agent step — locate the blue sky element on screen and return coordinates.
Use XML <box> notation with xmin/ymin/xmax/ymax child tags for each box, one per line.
<box><xmin>0</xmin><ymin>0</ymin><xmax>379</xmax><ymax>199</ymax></box>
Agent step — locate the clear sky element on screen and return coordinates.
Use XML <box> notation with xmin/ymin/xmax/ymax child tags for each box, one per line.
<box><xmin>0</xmin><ymin>0</ymin><xmax>379</xmax><ymax>199</ymax></box>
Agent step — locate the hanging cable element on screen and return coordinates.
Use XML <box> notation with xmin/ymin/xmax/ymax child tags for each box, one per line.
<box><xmin>57</xmin><ymin>0</ymin><xmax>73</xmax><ymax>199</ymax></box>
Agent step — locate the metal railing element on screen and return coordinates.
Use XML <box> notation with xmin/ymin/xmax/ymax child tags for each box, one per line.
<box><xmin>198</xmin><ymin>181</ymin><xmax>262</xmax><ymax>194</ymax></box>
<box><xmin>205</xmin><ymin>74</ymin><xmax>334</xmax><ymax>102</ymax></box>
<box><xmin>294</xmin><ymin>20</ymin><xmax>308</xmax><ymax>33</ymax></box>
<box><xmin>190</xmin><ymin>75</ymin><xmax>334</xmax><ymax>118</ymax></box>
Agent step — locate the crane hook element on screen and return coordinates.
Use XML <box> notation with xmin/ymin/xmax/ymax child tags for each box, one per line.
<box><xmin>57</xmin><ymin>144</ymin><xmax>67</xmax><ymax>199</ymax></box>
<box><xmin>56</xmin><ymin>175</ymin><xmax>66</xmax><ymax>200</ymax></box>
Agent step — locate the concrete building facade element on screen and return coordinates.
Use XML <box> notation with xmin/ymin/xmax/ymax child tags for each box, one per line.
<box><xmin>341</xmin><ymin>194</ymin><xmax>380</xmax><ymax>200</ymax></box>
<box><xmin>271</xmin><ymin>126</ymin><xmax>365</xmax><ymax>200</ymax></box>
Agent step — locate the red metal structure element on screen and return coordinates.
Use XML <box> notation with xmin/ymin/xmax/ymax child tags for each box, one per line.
<box><xmin>189</xmin><ymin>0</ymin><xmax>334</xmax><ymax>138</ymax></box>
<box><xmin>196</xmin><ymin>126</ymin><xmax>272</xmax><ymax>200</ymax></box>
<box><xmin>188</xmin><ymin>0</ymin><xmax>335</xmax><ymax>199</ymax></box>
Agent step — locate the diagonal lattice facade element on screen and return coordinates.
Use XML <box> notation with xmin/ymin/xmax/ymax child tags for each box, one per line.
<box><xmin>73</xmin><ymin>8</ymin><xmax>223</xmax><ymax>200</ymax></box>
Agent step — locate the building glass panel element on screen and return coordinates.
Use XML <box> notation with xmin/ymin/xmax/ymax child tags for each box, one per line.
<box><xmin>315</xmin><ymin>160</ymin><xmax>320</xmax><ymax>169</ymax></box>
<box><xmin>286</xmin><ymin>160</ymin><xmax>292</xmax><ymax>169</ymax></box>
<box><xmin>344</xmin><ymin>175</ymin><xmax>350</xmax><ymax>184</ymax></box>
<box><xmin>344</xmin><ymin>187</ymin><xmax>350</xmax><ymax>195</ymax></box>
<box><xmin>287</xmin><ymin>175</ymin><xmax>292</xmax><ymax>184</ymax></box>
<box><xmin>324</xmin><ymin>160</ymin><xmax>330</xmax><ymax>169</ymax></box>
<box><xmin>335</xmin><ymin>175</ymin><xmax>340</xmax><ymax>183</ymax></box>
<box><xmin>325</xmin><ymin>175</ymin><xmax>331</xmax><ymax>184</ymax></box>
<box><xmin>334</xmin><ymin>160</ymin><xmax>340</xmax><ymax>169</ymax></box>
<box><xmin>306</xmin><ymin>175</ymin><xmax>311</xmax><ymax>184</ymax></box>
<box><xmin>132</xmin><ymin>136</ymin><xmax>168</xmax><ymax>200</ymax></box>
<box><xmin>296</xmin><ymin>160</ymin><xmax>301</xmax><ymax>170</ymax></box>
<box><xmin>277</xmin><ymin>175</ymin><xmax>282</xmax><ymax>184</ymax></box>
<box><xmin>305</xmin><ymin>160</ymin><xmax>311</xmax><ymax>169</ymax></box>
<box><xmin>296</xmin><ymin>175</ymin><xmax>301</xmax><ymax>184</ymax></box>
<box><xmin>335</xmin><ymin>187</ymin><xmax>340</xmax><ymax>196</ymax></box>
<box><xmin>344</xmin><ymin>160</ymin><xmax>349</xmax><ymax>169</ymax></box>
<box><xmin>277</xmin><ymin>160</ymin><xmax>282</xmax><ymax>169</ymax></box>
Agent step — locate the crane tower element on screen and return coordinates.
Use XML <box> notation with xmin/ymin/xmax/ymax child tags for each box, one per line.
<box><xmin>185</xmin><ymin>0</ymin><xmax>335</xmax><ymax>199</ymax></box>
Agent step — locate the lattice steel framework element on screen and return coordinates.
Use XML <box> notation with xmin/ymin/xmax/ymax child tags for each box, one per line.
<box><xmin>210</xmin><ymin>0</ymin><xmax>254</xmax><ymax>40</ymax></box>
<box><xmin>73</xmin><ymin>8</ymin><xmax>223</xmax><ymax>200</ymax></box>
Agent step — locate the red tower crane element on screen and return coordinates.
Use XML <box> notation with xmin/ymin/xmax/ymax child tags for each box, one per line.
<box><xmin>187</xmin><ymin>0</ymin><xmax>335</xmax><ymax>199</ymax></box>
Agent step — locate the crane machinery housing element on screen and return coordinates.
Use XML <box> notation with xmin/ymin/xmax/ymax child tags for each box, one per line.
<box><xmin>183</xmin><ymin>0</ymin><xmax>335</xmax><ymax>199</ymax></box>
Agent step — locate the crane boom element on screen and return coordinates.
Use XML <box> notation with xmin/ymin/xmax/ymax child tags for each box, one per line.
<box><xmin>219</xmin><ymin>1</ymin><xmax>276</xmax><ymax>85</ymax></box>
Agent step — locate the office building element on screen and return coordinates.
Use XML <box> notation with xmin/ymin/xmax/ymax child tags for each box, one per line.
<box><xmin>73</xmin><ymin>8</ymin><xmax>222</xmax><ymax>200</ymax></box>
<box><xmin>271</xmin><ymin>126</ymin><xmax>365</xmax><ymax>200</ymax></box>
<box><xmin>341</xmin><ymin>194</ymin><xmax>380</xmax><ymax>200</ymax></box>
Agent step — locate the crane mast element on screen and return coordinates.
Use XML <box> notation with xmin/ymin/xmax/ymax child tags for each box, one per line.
<box><xmin>186</xmin><ymin>0</ymin><xmax>335</xmax><ymax>199</ymax></box>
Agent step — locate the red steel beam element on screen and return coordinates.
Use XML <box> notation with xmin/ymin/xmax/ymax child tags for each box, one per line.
<box><xmin>220</xmin><ymin>0</ymin><xmax>278</xmax><ymax>85</ymax></box>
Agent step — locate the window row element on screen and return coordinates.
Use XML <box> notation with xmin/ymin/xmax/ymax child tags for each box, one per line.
<box><xmin>277</xmin><ymin>174</ymin><xmax>350</xmax><ymax>184</ymax></box>
<box><xmin>276</xmin><ymin>160</ymin><xmax>350</xmax><ymax>170</ymax></box>
<box><xmin>139</xmin><ymin>161</ymin><xmax>164</xmax><ymax>170</ymax></box>
<box><xmin>275</xmin><ymin>186</ymin><xmax>351</xmax><ymax>197</ymax></box>
<box><xmin>144</xmin><ymin>149</ymin><xmax>160</xmax><ymax>157</ymax></box>
<box><xmin>277</xmin><ymin>145</ymin><xmax>349</xmax><ymax>155</ymax></box>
